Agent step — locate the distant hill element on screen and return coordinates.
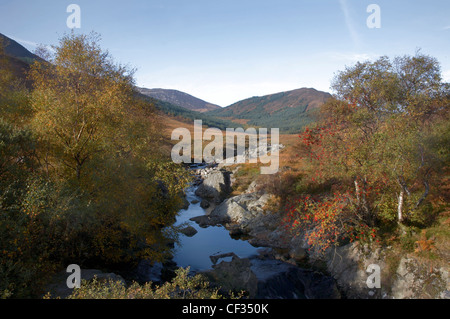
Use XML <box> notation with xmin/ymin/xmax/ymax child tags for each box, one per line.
<box><xmin>135</xmin><ymin>91</ymin><xmax>239</xmax><ymax>131</ymax></box>
<box><xmin>0</xmin><ymin>33</ymin><xmax>330</xmax><ymax>134</ymax></box>
<box><xmin>0</xmin><ymin>33</ymin><xmax>42</xmax><ymax>64</ymax></box>
<box><xmin>0</xmin><ymin>34</ymin><xmax>234</xmax><ymax>131</ymax></box>
<box><xmin>207</xmin><ymin>88</ymin><xmax>332</xmax><ymax>133</ymax></box>
<box><xmin>0</xmin><ymin>33</ymin><xmax>43</xmax><ymax>86</ymax></box>
<box><xmin>137</xmin><ymin>87</ymin><xmax>222</xmax><ymax>113</ymax></box>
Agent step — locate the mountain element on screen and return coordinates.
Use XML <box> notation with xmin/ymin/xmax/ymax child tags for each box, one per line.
<box><xmin>0</xmin><ymin>33</ymin><xmax>330</xmax><ymax>134</ymax></box>
<box><xmin>137</xmin><ymin>87</ymin><xmax>222</xmax><ymax>113</ymax></box>
<box><xmin>207</xmin><ymin>88</ymin><xmax>332</xmax><ymax>133</ymax></box>
<box><xmin>0</xmin><ymin>33</ymin><xmax>43</xmax><ymax>86</ymax></box>
<box><xmin>135</xmin><ymin>91</ymin><xmax>239</xmax><ymax>131</ymax></box>
<box><xmin>0</xmin><ymin>33</ymin><xmax>41</xmax><ymax>64</ymax></box>
<box><xmin>0</xmin><ymin>34</ymin><xmax>234</xmax><ymax>131</ymax></box>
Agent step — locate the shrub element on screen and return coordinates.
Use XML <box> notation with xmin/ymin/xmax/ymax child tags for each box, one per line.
<box><xmin>65</xmin><ymin>267</ymin><xmax>229</xmax><ymax>299</ymax></box>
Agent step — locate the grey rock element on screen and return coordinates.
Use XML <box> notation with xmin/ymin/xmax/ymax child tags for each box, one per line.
<box><xmin>190</xmin><ymin>215</ymin><xmax>215</xmax><ymax>228</ymax></box>
<box><xmin>179</xmin><ymin>225</ymin><xmax>198</xmax><ymax>237</ymax></box>
<box><xmin>210</xmin><ymin>192</ymin><xmax>271</xmax><ymax>226</ymax></box>
<box><xmin>203</xmin><ymin>256</ymin><xmax>258</xmax><ymax>297</ymax></box>
<box><xmin>210</xmin><ymin>252</ymin><xmax>238</xmax><ymax>265</ymax></box>
<box><xmin>194</xmin><ymin>170</ymin><xmax>231</xmax><ymax>203</ymax></box>
<box><xmin>181</xmin><ymin>196</ymin><xmax>190</xmax><ymax>210</ymax></box>
<box><xmin>203</xmin><ymin>256</ymin><xmax>340</xmax><ymax>299</ymax></box>
<box><xmin>289</xmin><ymin>245</ymin><xmax>307</xmax><ymax>263</ymax></box>
<box><xmin>245</xmin><ymin>180</ymin><xmax>259</xmax><ymax>194</ymax></box>
<box><xmin>200</xmin><ymin>199</ymin><xmax>210</xmax><ymax>209</ymax></box>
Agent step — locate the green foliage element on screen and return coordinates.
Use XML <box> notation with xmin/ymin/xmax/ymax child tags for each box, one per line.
<box><xmin>231</xmin><ymin>164</ymin><xmax>260</xmax><ymax>194</ymax></box>
<box><xmin>289</xmin><ymin>52</ymin><xmax>449</xmax><ymax>253</ymax></box>
<box><xmin>207</xmin><ymin>89</ymin><xmax>327</xmax><ymax>133</ymax></box>
<box><xmin>209</xmin><ymin>100</ymin><xmax>317</xmax><ymax>133</ymax></box>
<box><xmin>376</xmin><ymin>193</ymin><xmax>398</xmax><ymax>224</ymax></box>
<box><xmin>66</xmin><ymin>267</ymin><xmax>226</xmax><ymax>299</ymax></box>
<box><xmin>399</xmin><ymin>228</ymin><xmax>419</xmax><ymax>253</ymax></box>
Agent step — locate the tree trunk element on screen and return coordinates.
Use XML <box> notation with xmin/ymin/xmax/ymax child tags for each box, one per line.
<box><xmin>398</xmin><ymin>189</ymin><xmax>404</xmax><ymax>223</ymax></box>
<box><xmin>354</xmin><ymin>177</ymin><xmax>370</xmax><ymax>219</ymax></box>
<box><xmin>415</xmin><ymin>180</ymin><xmax>429</xmax><ymax>209</ymax></box>
<box><xmin>361</xmin><ymin>176</ymin><xmax>369</xmax><ymax>216</ymax></box>
<box><xmin>354</xmin><ymin>179</ymin><xmax>361</xmax><ymax>205</ymax></box>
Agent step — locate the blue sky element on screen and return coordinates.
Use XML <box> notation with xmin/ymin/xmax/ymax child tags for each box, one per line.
<box><xmin>1</xmin><ymin>0</ymin><xmax>449</xmax><ymax>106</ymax></box>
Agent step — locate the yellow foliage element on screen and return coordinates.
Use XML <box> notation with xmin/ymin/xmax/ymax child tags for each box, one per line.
<box><xmin>414</xmin><ymin>230</ymin><xmax>437</xmax><ymax>253</ymax></box>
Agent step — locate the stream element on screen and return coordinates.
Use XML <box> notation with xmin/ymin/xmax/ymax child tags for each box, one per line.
<box><xmin>133</xmin><ymin>165</ymin><xmax>341</xmax><ymax>298</ymax></box>
<box><xmin>172</xmin><ymin>185</ymin><xmax>261</xmax><ymax>272</ymax></box>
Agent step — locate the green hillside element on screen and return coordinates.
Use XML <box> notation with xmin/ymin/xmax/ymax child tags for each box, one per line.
<box><xmin>207</xmin><ymin>88</ymin><xmax>331</xmax><ymax>133</ymax></box>
<box><xmin>137</xmin><ymin>93</ymin><xmax>240</xmax><ymax>130</ymax></box>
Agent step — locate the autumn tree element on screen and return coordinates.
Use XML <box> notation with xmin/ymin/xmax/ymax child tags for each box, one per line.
<box><xmin>0</xmin><ymin>32</ymin><xmax>191</xmax><ymax>298</ymax></box>
<box><xmin>30</xmin><ymin>32</ymin><xmax>135</xmax><ymax>180</ymax></box>
<box><xmin>288</xmin><ymin>52</ymin><xmax>449</xmax><ymax>252</ymax></box>
<box><xmin>28</xmin><ymin>32</ymin><xmax>190</xmax><ymax>265</ymax></box>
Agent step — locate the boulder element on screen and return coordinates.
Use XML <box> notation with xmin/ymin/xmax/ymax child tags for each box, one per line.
<box><xmin>325</xmin><ymin>243</ymin><xmax>373</xmax><ymax>298</ymax></box>
<box><xmin>288</xmin><ymin>235</ymin><xmax>308</xmax><ymax>263</ymax></box>
<box><xmin>194</xmin><ymin>170</ymin><xmax>231</xmax><ymax>203</ymax></box>
<box><xmin>181</xmin><ymin>196</ymin><xmax>190</xmax><ymax>210</ymax></box>
<box><xmin>203</xmin><ymin>256</ymin><xmax>340</xmax><ymax>299</ymax></box>
<box><xmin>323</xmin><ymin>243</ymin><xmax>448</xmax><ymax>299</ymax></box>
<box><xmin>203</xmin><ymin>256</ymin><xmax>258</xmax><ymax>297</ymax></box>
<box><xmin>134</xmin><ymin>260</ymin><xmax>164</xmax><ymax>283</ymax></box>
<box><xmin>210</xmin><ymin>252</ymin><xmax>239</xmax><ymax>265</ymax></box>
<box><xmin>210</xmin><ymin>197</ymin><xmax>248</xmax><ymax>224</ymax></box>
<box><xmin>391</xmin><ymin>257</ymin><xmax>449</xmax><ymax>299</ymax></box>
<box><xmin>189</xmin><ymin>215</ymin><xmax>215</xmax><ymax>228</ymax></box>
<box><xmin>200</xmin><ymin>199</ymin><xmax>210</xmax><ymax>209</ymax></box>
<box><xmin>179</xmin><ymin>225</ymin><xmax>198</xmax><ymax>237</ymax></box>
<box><xmin>245</xmin><ymin>180</ymin><xmax>259</xmax><ymax>194</ymax></box>
<box><xmin>209</xmin><ymin>192</ymin><xmax>272</xmax><ymax>232</ymax></box>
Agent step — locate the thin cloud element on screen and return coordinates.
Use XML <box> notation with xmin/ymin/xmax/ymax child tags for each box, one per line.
<box><xmin>9</xmin><ymin>36</ymin><xmax>39</xmax><ymax>48</ymax></box>
<box><xmin>9</xmin><ymin>35</ymin><xmax>55</xmax><ymax>54</ymax></box>
<box><xmin>339</xmin><ymin>0</ymin><xmax>361</xmax><ymax>49</ymax></box>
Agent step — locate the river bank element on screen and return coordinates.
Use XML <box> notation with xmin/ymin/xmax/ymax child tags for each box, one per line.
<box><xmin>44</xmin><ymin>163</ymin><xmax>449</xmax><ymax>299</ymax></box>
<box><xmin>172</xmin><ymin>164</ymin><xmax>449</xmax><ymax>299</ymax></box>
<box><xmin>165</xmin><ymin>164</ymin><xmax>341</xmax><ymax>298</ymax></box>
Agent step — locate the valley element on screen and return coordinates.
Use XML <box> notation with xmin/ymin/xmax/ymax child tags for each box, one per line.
<box><xmin>0</xmin><ymin>31</ymin><xmax>448</xmax><ymax>301</ymax></box>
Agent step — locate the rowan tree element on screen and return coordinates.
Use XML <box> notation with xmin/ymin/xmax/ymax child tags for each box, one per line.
<box><xmin>288</xmin><ymin>53</ymin><xmax>449</xmax><ymax>252</ymax></box>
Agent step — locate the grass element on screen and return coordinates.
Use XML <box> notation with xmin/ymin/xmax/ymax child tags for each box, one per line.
<box><xmin>163</xmin><ymin>116</ymin><xmax>450</xmax><ymax>271</ymax></box>
<box><xmin>230</xmin><ymin>163</ymin><xmax>261</xmax><ymax>195</ymax></box>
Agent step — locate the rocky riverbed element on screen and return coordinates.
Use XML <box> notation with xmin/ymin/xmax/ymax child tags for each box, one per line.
<box><xmin>180</xmin><ymin>164</ymin><xmax>450</xmax><ymax>299</ymax></box>
<box><xmin>189</xmin><ymin>165</ymin><xmax>308</xmax><ymax>264</ymax></box>
<box><xmin>45</xmin><ymin>164</ymin><xmax>449</xmax><ymax>299</ymax></box>
<box><xmin>180</xmin><ymin>164</ymin><xmax>340</xmax><ymax>299</ymax></box>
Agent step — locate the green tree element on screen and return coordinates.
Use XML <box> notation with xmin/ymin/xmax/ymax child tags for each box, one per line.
<box><xmin>325</xmin><ymin>52</ymin><xmax>447</xmax><ymax>224</ymax></box>
<box><xmin>289</xmin><ymin>53</ymin><xmax>449</xmax><ymax>252</ymax></box>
